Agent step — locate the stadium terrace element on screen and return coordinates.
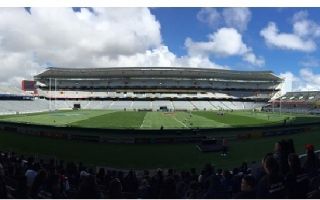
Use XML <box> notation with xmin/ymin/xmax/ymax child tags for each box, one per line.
<box><xmin>32</xmin><ymin>67</ymin><xmax>283</xmax><ymax>111</ymax></box>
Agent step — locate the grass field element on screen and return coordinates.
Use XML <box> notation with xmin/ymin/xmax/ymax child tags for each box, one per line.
<box><xmin>1</xmin><ymin>110</ymin><xmax>320</xmax><ymax>169</ymax></box>
<box><xmin>0</xmin><ymin>128</ymin><xmax>319</xmax><ymax>170</ymax></box>
<box><xmin>1</xmin><ymin>109</ymin><xmax>319</xmax><ymax>129</ymax></box>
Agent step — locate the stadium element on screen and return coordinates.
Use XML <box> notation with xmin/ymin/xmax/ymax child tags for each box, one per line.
<box><xmin>1</xmin><ymin>67</ymin><xmax>320</xmax><ymax>198</ymax></box>
<box><xmin>0</xmin><ymin>67</ymin><xmax>296</xmax><ymax>131</ymax></box>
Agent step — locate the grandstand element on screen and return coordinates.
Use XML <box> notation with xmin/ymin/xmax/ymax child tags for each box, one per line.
<box><xmin>30</xmin><ymin>67</ymin><xmax>283</xmax><ymax>112</ymax></box>
<box><xmin>266</xmin><ymin>91</ymin><xmax>320</xmax><ymax>114</ymax></box>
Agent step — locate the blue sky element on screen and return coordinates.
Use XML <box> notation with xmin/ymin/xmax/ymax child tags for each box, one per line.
<box><xmin>151</xmin><ymin>8</ymin><xmax>320</xmax><ymax>75</ymax></box>
<box><xmin>1</xmin><ymin>7</ymin><xmax>320</xmax><ymax>92</ymax></box>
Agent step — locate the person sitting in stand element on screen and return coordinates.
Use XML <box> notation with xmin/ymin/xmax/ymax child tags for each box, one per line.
<box><xmin>285</xmin><ymin>153</ymin><xmax>309</xmax><ymax>198</ymax></box>
<box><xmin>257</xmin><ymin>154</ymin><xmax>285</xmax><ymax>199</ymax></box>
<box><xmin>233</xmin><ymin>175</ymin><xmax>256</xmax><ymax>199</ymax></box>
<box><xmin>303</xmin><ymin>144</ymin><xmax>320</xmax><ymax>178</ymax></box>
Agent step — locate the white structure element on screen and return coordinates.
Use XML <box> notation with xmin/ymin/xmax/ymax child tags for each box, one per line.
<box><xmin>0</xmin><ymin>67</ymin><xmax>283</xmax><ymax>114</ymax></box>
<box><xmin>267</xmin><ymin>91</ymin><xmax>320</xmax><ymax>114</ymax></box>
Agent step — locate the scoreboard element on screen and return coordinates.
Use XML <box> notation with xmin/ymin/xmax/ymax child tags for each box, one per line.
<box><xmin>21</xmin><ymin>80</ymin><xmax>36</xmax><ymax>91</ymax></box>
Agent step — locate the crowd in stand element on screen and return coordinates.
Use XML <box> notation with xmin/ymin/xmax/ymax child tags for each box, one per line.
<box><xmin>1</xmin><ymin>139</ymin><xmax>320</xmax><ymax>199</ymax></box>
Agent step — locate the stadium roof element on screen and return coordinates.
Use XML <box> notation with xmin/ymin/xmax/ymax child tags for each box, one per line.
<box><xmin>34</xmin><ymin>67</ymin><xmax>282</xmax><ymax>81</ymax></box>
<box><xmin>282</xmin><ymin>91</ymin><xmax>320</xmax><ymax>97</ymax></box>
<box><xmin>285</xmin><ymin>91</ymin><xmax>320</xmax><ymax>94</ymax></box>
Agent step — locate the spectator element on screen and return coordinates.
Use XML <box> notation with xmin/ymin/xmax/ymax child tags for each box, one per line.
<box><xmin>108</xmin><ymin>177</ymin><xmax>123</xmax><ymax>198</ymax></box>
<box><xmin>161</xmin><ymin>176</ymin><xmax>177</xmax><ymax>198</ymax></box>
<box><xmin>142</xmin><ymin>170</ymin><xmax>150</xmax><ymax>183</ymax></box>
<box><xmin>25</xmin><ymin>163</ymin><xmax>39</xmax><ymax>189</ymax></box>
<box><xmin>49</xmin><ymin>174</ymin><xmax>64</xmax><ymax>198</ymax></box>
<box><xmin>285</xmin><ymin>153</ymin><xmax>309</xmax><ymax>198</ymax></box>
<box><xmin>13</xmin><ymin>175</ymin><xmax>28</xmax><ymax>198</ymax></box>
<box><xmin>149</xmin><ymin>168</ymin><xmax>164</xmax><ymax>198</ymax></box>
<box><xmin>231</xmin><ymin>168</ymin><xmax>242</xmax><ymax>194</ymax></box>
<box><xmin>257</xmin><ymin>154</ymin><xmax>285</xmax><ymax>198</ymax></box>
<box><xmin>221</xmin><ymin>170</ymin><xmax>233</xmax><ymax>197</ymax></box>
<box><xmin>78</xmin><ymin>175</ymin><xmax>99</xmax><ymax>199</ymax></box>
<box><xmin>240</xmin><ymin>162</ymin><xmax>248</xmax><ymax>174</ymax></box>
<box><xmin>190</xmin><ymin>168</ymin><xmax>198</xmax><ymax>182</ymax></box>
<box><xmin>233</xmin><ymin>175</ymin><xmax>256</xmax><ymax>199</ymax></box>
<box><xmin>137</xmin><ymin>178</ymin><xmax>151</xmax><ymax>198</ymax></box>
<box><xmin>273</xmin><ymin>141</ymin><xmax>289</xmax><ymax>175</ymax></box>
<box><xmin>0</xmin><ymin>176</ymin><xmax>7</xmax><ymax>199</ymax></box>
<box><xmin>204</xmin><ymin>172</ymin><xmax>225</xmax><ymax>198</ymax></box>
<box><xmin>0</xmin><ymin>162</ymin><xmax>4</xmax><ymax>177</ymax></box>
<box><xmin>198</xmin><ymin>169</ymin><xmax>205</xmax><ymax>186</ymax></box>
<box><xmin>96</xmin><ymin>167</ymin><xmax>105</xmax><ymax>185</ymax></box>
<box><xmin>30</xmin><ymin>169</ymin><xmax>48</xmax><ymax>198</ymax></box>
<box><xmin>202</xmin><ymin>163</ymin><xmax>215</xmax><ymax>189</ymax></box>
<box><xmin>0</xmin><ymin>141</ymin><xmax>319</xmax><ymax>199</ymax></box>
<box><xmin>185</xmin><ymin>181</ymin><xmax>200</xmax><ymax>198</ymax></box>
<box><xmin>303</xmin><ymin>144</ymin><xmax>320</xmax><ymax>177</ymax></box>
<box><xmin>123</xmin><ymin>170</ymin><xmax>138</xmax><ymax>198</ymax></box>
<box><xmin>175</xmin><ymin>174</ymin><xmax>187</xmax><ymax>198</ymax></box>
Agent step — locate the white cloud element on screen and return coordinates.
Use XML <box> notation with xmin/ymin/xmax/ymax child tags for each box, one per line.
<box><xmin>0</xmin><ymin>52</ymin><xmax>44</xmax><ymax>86</ymax></box>
<box><xmin>300</xmin><ymin>56</ymin><xmax>320</xmax><ymax>68</ymax></box>
<box><xmin>279</xmin><ymin>71</ymin><xmax>295</xmax><ymax>94</ymax></box>
<box><xmin>242</xmin><ymin>52</ymin><xmax>265</xmax><ymax>67</ymax></box>
<box><xmin>0</xmin><ymin>8</ymin><xmax>162</xmax><ymax>60</ymax></box>
<box><xmin>0</xmin><ymin>8</ymin><xmax>229</xmax><ymax>86</ymax></box>
<box><xmin>196</xmin><ymin>8</ymin><xmax>221</xmax><ymax>28</ymax></box>
<box><xmin>299</xmin><ymin>68</ymin><xmax>320</xmax><ymax>91</ymax></box>
<box><xmin>222</xmin><ymin>8</ymin><xmax>251</xmax><ymax>32</ymax></box>
<box><xmin>292</xmin><ymin>10</ymin><xmax>308</xmax><ymax>22</ymax></box>
<box><xmin>197</xmin><ymin>8</ymin><xmax>251</xmax><ymax>32</ymax></box>
<box><xmin>0</xmin><ymin>8</ymin><xmax>161</xmax><ymax>85</ymax></box>
<box><xmin>185</xmin><ymin>28</ymin><xmax>248</xmax><ymax>57</ymax></box>
<box><xmin>279</xmin><ymin>68</ymin><xmax>320</xmax><ymax>93</ymax></box>
<box><xmin>185</xmin><ymin>27</ymin><xmax>264</xmax><ymax>66</ymax></box>
<box><xmin>260</xmin><ymin>22</ymin><xmax>316</xmax><ymax>52</ymax></box>
<box><xmin>93</xmin><ymin>45</ymin><xmax>229</xmax><ymax>69</ymax></box>
<box><xmin>292</xmin><ymin>11</ymin><xmax>320</xmax><ymax>38</ymax></box>
<box><xmin>261</xmin><ymin>11</ymin><xmax>320</xmax><ymax>52</ymax></box>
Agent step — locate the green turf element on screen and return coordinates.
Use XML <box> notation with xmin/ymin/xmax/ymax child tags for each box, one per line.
<box><xmin>0</xmin><ymin>110</ymin><xmax>113</xmax><ymax>126</ymax></box>
<box><xmin>71</xmin><ymin>111</ymin><xmax>147</xmax><ymax>129</ymax></box>
<box><xmin>0</xmin><ymin>128</ymin><xmax>319</xmax><ymax>170</ymax></box>
<box><xmin>141</xmin><ymin>112</ymin><xmax>185</xmax><ymax>129</ymax></box>
<box><xmin>192</xmin><ymin>111</ymin><xmax>287</xmax><ymax>127</ymax></box>
<box><xmin>1</xmin><ymin>110</ymin><xmax>320</xmax><ymax>129</ymax></box>
<box><xmin>176</xmin><ymin>112</ymin><xmax>229</xmax><ymax>128</ymax></box>
<box><xmin>230</xmin><ymin>111</ymin><xmax>289</xmax><ymax>122</ymax></box>
<box><xmin>140</xmin><ymin>112</ymin><xmax>228</xmax><ymax>129</ymax></box>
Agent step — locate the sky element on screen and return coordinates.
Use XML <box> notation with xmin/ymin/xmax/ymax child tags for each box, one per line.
<box><xmin>1</xmin><ymin>7</ymin><xmax>320</xmax><ymax>93</ymax></box>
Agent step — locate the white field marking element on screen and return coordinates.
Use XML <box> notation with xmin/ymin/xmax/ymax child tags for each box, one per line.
<box><xmin>172</xmin><ymin>115</ymin><xmax>187</xmax><ymax>128</ymax></box>
<box><xmin>140</xmin><ymin>112</ymin><xmax>148</xmax><ymax>128</ymax></box>
<box><xmin>64</xmin><ymin>110</ymin><xmax>116</xmax><ymax>126</ymax></box>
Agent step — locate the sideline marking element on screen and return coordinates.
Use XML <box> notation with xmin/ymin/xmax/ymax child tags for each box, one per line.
<box><xmin>172</xmin><ymin>115</ymin><xmax>187</xmax><ymax>128</ymax></box>
<box><xmin>140</xmin><ymin>112</ymin><xmax>149</xmax><ymax>128</ymax></box>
